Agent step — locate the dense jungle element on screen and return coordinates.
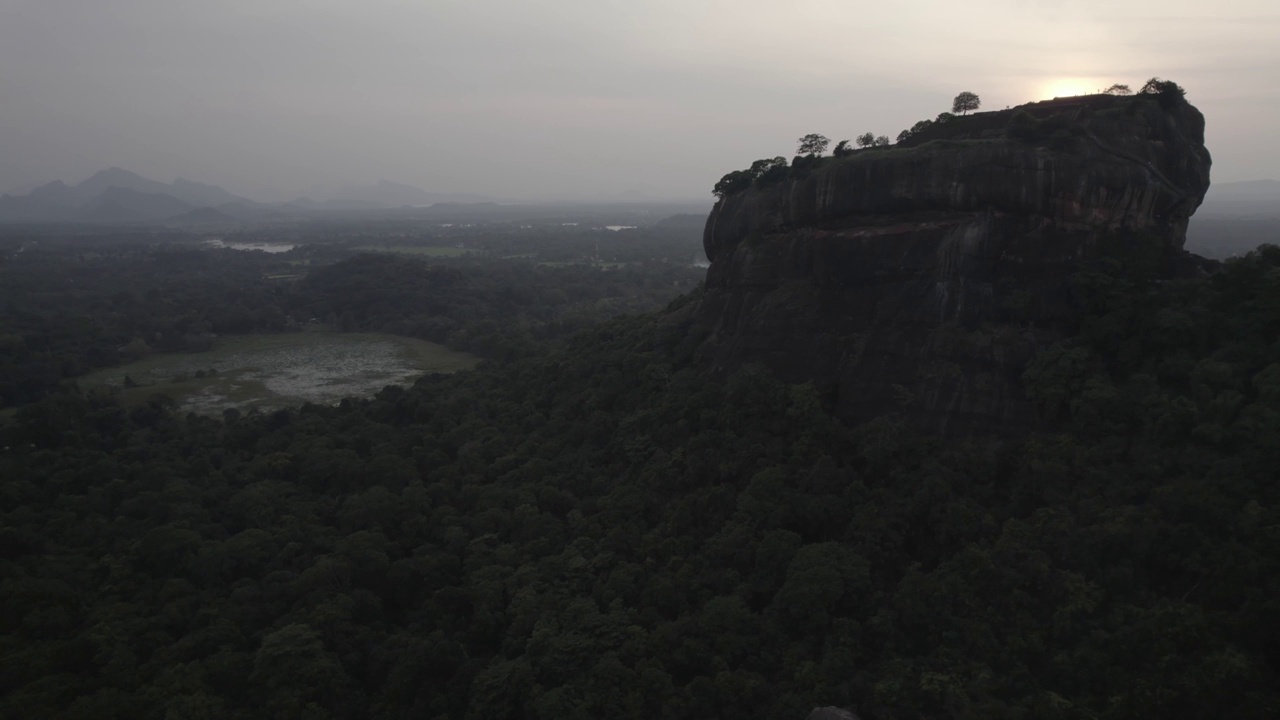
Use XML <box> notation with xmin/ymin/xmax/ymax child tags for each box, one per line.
<box><xmin>1</xmin><ymin>205</ymin><xmax>1279</xmax><ymax>719</ymax></box>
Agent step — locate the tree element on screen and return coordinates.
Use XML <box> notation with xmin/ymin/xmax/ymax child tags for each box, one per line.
<box><xmin>1139</xmin><ymin>77</ymin><xmax>1186</xmax><ymax>109</ymax></box>
<box><xmin>1102</xmin><ymin>83</ymin><xmax>1132</xmax><ymax>96</ymax></box>
<box><xmin>952</xmin><ymin>91</ymin><xmax>981</xmax><ymax>115</ymax></box>
<box><xmin>832</xmin><ymin>140</ymin><xmax>854</xmax><ymax>157</ymax></box>
<box><xmin>1140</xmin><ymin>77</ymin><xmax>1184</xmax><ymax>96</ymax></box>
<box><xmin>796</xmin><ymin>133</ymin><xmax>830</xmax><ymax>157</ymax></box>
<box><xmin>855</xmin><ymin>133</ymin><xmax>876</xmax><ymax>148</ymax></box>
<box><xmin>898</xmin><ymin>119</ymin><xmax>935</xmax><ymax>143</ymax></box>
<box><xmin>749</xmin><ymin>156</ymin><xmax>789</xmax><ymax>184</ymax></box>
<box><xmin>251</xmin><ymin>624</ymin><xmax>350</xmax><ymax>719</ymax></box>
<box><xmin>770</xmin><ymin>542</ymin><xmax>871</xmax><ymax>634</ymax></box>
<box><xmin>713</xmin><ymin>156</ymin><xmax>790</xmax><ymax>197</ymax></box>
<box><xmin>874</xmin><ymin>135</ymin><xmax>891</xmax><ymax>147</ymax></box>
<box><xmin>713</xmin><ymin>170</ymin><xmax>753</xmax><ymax>198</ymax></box>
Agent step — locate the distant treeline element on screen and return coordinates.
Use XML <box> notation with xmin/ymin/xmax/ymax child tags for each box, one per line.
<box><xmin>0</xmin><ymin>226</ymin><xmax>705</xmax><ymax>407</ymax></box>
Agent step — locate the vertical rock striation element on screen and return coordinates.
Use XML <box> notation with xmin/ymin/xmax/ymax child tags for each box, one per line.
<box><xmin>688</xmin><ymin>93</ymin><xmax>1212</xmax><ymax>435</ymax></box>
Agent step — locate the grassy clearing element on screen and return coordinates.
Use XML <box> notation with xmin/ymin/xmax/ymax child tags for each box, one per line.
<box><xmin>77</xmin><ymin>332</ymin><xmax>479</xmax><ymax>414</ymax></box>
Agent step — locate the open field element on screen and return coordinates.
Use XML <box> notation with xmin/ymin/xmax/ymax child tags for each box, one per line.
<box><xmin>77</xmin><ymin>332</ymin><xmax>478</xmax><ymax>414</ymax></box>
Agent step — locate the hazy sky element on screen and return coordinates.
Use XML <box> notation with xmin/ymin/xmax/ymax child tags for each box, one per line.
<box><xmin>1</xmin><ymin>0</ymin><xmax>1276</xmax><ymax>201</ymax></box>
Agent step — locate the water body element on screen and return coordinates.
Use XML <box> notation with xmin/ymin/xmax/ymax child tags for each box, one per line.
<box><xmin>82</xmin><ymin>333</ymin><xmax>477</xmax><ymax>414</ymax></box>
<box><xmin>204</xmin><ymin>239</ymin><xmax>296</xmax><ymax>253</ymax></box>
<box><xmin>605</xmin><ymin>225</ymin><xmax>637</xmax><ymax>231</ymax></box>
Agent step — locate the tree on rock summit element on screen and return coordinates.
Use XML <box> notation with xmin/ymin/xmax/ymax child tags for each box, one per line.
<box><xmin>952</xmin><ymin>91</ymin><xmax>981</xmax><ymax>115</ymax></box>
<box><xmin>796</xmin><ymin>133</ymin><xmax>831</xmax><ymax>157</ymax></box>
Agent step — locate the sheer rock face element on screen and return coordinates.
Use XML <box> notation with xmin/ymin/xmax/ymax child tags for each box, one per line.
<box><xmin>689</xmin><ymin>94</ymin><xmax>1212</xmax><ymax>435</ymax></box>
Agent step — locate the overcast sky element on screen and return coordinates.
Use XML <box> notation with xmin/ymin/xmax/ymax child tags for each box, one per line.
<box><xmin>1</xmin><ymin>0</ymin><xmax>1276</xmax><ymax>201</ymax></box>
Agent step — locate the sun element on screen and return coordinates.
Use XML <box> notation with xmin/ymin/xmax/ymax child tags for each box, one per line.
<box><xmin>1039</xmin><ymin>78</ymin><xmax>1098</xmax><ymax>100</ymax></box>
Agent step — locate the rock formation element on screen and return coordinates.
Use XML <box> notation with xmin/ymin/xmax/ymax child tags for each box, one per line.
<box><xmin>685</xmin><ymin>93</ymin><xmax>1212</xmax><ymax>435</ymax></box>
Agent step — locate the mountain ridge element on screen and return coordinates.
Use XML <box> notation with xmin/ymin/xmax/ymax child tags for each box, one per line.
<box><xmin>0</xmin><ymin>169</ymin><xmax>509</xmax><ymax>224</ymax></box>
<box><xmin>0</xmin><ymin>167</ymin><xmax>247</xmax><ymax>223</ymax></box>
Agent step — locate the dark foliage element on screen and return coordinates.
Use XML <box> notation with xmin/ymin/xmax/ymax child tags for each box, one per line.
<box><xmin>1139</xmin><ymin>77</ymin><xmax>1187</xmax><ymax>110</ymax></box>
<box><xmin>0</xmin><ymin>246</ymin><xmax>293</xmax><ymax>406</ymax></box>
<box><xmin>713</xmin><ymin>157</ymin><xmax>791</xmax><ymax>199</ymax></box>
<box><xmin>1005</xmin><ymin>111</ymin><xmax>1082</xmax><ymax>150</ymax></box>
<box><xmin>3</xmin><ymin>243</ymin><xmax>1280</xmax><ymax>718</ymax></box>
<box><xmin>797</xmin><ymin>134</ymin><xmax>831</xmax><ymax>157</ymax></box>
<box><xmin>952</xmin><ymin>92</ymin><xmax>981</xmax><ymax>115</ymax></box>
<box><xmin>0</xmin><ymin>235</ymin><xmax>704</xmax><ymax>406</ymax></box>
<box><xmin>295</xmin><ymin>253</ymin><xmax>701</xmax><ymax>360</ymax></box>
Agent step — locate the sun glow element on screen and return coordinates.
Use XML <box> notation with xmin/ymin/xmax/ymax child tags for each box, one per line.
<box><xmin>1039</xmin><ymin>78</ymin><xmax>1098</xmax><ymax>100</ymax></box>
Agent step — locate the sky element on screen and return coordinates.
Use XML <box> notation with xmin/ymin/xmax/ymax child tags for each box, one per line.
<box><xmin>1</xmin><ymin>0</ymin><xmax>1277</xmax><ymax>202</ymax></box>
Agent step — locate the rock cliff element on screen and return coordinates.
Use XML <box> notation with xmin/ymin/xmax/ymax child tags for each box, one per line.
<box><xmin>685</xmin><ymin>93</ymin><xmax>1212</xmax><ymax>435</ymax></box>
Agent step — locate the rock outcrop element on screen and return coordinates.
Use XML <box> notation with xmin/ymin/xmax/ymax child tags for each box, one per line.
<box><xmin>686</xmin><ymin>93</ymin><xmax>1212</xmax><ymax>435</ymax></box>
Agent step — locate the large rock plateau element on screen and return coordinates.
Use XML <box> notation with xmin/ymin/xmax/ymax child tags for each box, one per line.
<box><xmin>685</xmin><ymin>93</ymin><xmax>1212</xmax><ymax>435</ymax></box>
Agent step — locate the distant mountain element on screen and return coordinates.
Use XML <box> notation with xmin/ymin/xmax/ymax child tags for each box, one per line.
<box><xmin>69</xmin><ymin>168</ymin><xmax>249</xmax><ymax>207</ymax></box>
<box><xmin>63</xmin><ymin>167</ymin><xmax>167</xmax><ymax>204</ymax></box>
<box><xmin>0</xmin><ymin>182</ymin><xmax>80</xmax><ymax>222</ymax></box>
<box><xmin>170</xmin><ymin>178</ymin><xmax>246</xmax><ymax>207</ymax></box>
<box><xmin>25</xmin><ymin>180</ymin><xmax>80</xmax><ymax>206</ymax></box>
<box><xmin>211</xmin><ymin>202</ymin><xmax>289</xmax><ymax>222</ymax></box>
<box><xmin>0</xmin><ymin>168</ymin><xmax>248</xmax><ymax>223</ymax></box>
<box><xmin>77</xmin><ymin>187</ymin><xmax>195</xmax><ymax>223</ymax></box>
<box><xmin>2</xmin><ymin>180</ymin><xmax>48</xmax><ymax>196</ymax></box>
<box><xmin>331</xmin><ymin>180</ymin><xmax>492</xmax><ymax>207</ymax></box>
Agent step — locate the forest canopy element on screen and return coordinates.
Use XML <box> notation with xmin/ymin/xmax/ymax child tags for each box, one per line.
<box><xmin>2</xmin><ymin>235</ymin><xmax>1280</xmax><ymax>718</ymax></box>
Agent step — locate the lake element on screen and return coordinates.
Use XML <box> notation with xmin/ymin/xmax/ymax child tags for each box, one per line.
<box><xmin>204</xmin><ymin>239</ymin><xmax>296</xmax><ymax>253</ymax></box>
